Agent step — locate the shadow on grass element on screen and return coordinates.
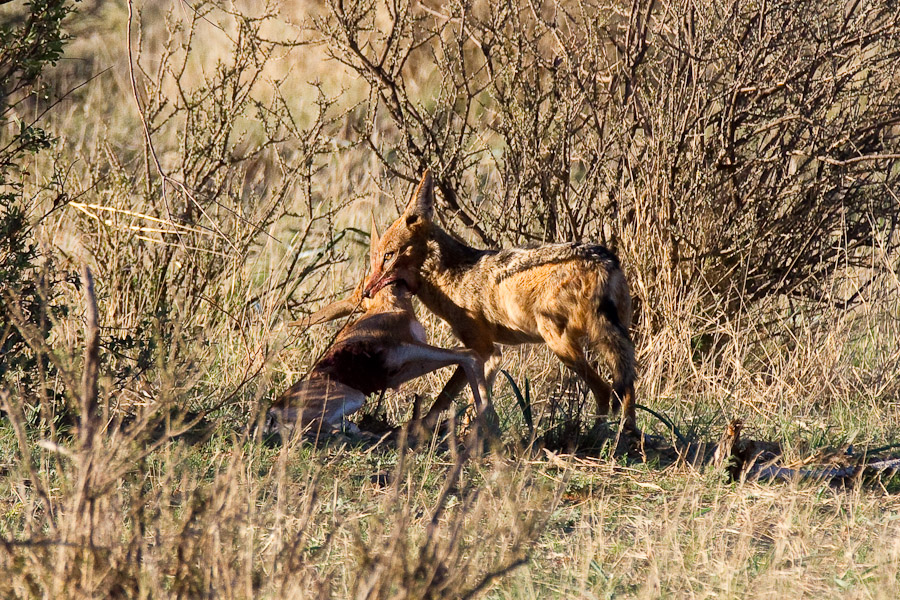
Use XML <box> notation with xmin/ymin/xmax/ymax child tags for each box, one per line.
<box><xmin>250</xmin><ymin>403</ymin><xmax>900</xmax><ymax>493</ymax></box>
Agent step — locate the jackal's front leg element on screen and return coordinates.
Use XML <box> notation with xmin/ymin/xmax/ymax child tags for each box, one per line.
<box><xmin>424</xmin><ymin>367</ymin><xmax>467</xmax><ymax>428</ymax></box>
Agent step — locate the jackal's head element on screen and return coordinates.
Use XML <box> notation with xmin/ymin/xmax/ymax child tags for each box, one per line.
<box><xmin>364</xmin><ymin>170</ymin><xmax>434</xmax><ymax>298</ymax></box>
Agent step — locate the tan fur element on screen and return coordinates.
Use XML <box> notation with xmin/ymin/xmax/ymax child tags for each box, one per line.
<box><xmin>365</xmin><ymin>171</ymin><xmax>637</xmax><ymax>432</ymax></box>
<box><xmin>269</xmin><ymin>218</ymin><xmax>493</xmax><ymax>440</ymax></box>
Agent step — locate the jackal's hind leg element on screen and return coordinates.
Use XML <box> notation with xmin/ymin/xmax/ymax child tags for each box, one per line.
<box><xmin>537</xmin><ymin>321</ymin><xmax>614</xmax><ymax>426</ymax></box>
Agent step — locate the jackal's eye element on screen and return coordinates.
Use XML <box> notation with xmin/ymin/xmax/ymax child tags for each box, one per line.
<box><xmin>383</xmin><ymin>251</ymin><xmax>395</xmax><ymax>262</ymax></box>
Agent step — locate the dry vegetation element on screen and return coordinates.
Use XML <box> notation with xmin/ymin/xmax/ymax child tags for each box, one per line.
<box><xmin>2</xmin><ymin>0</ymin><xmax>900</xmax><ymax>597</ymax></box>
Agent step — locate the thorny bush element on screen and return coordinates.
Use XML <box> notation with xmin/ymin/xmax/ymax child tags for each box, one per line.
<box><xmin>319</xmin><ymin>0</ymin><xmax>900</xmax><ymax>328</ymax></box>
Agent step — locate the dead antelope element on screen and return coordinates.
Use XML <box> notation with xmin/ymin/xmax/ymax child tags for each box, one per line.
<box><xmin>267</xmin><ymin>218</ymin><xmax>493</xmax><ymax>440</ymax></box>
<box><xmin>364</xmin><ymin>171</ymin><xmax>637</xmax><ymax>433</ymax></box>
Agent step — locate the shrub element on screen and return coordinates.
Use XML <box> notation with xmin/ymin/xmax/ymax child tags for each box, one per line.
<box><xmin>1</xmin><ymin>0</ymin><xmax>75</xmax><ymax>397</ymax></box>
<box><xmin>317</xmin><ymin>0</ymin><xmax>900</xmax><ymax>328</ymax></box>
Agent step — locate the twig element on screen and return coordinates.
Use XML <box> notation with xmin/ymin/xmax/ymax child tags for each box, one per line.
<box><xmin>80</xmin><ymin>266</ymin><xmax>99</xmax><ymax>449</ymax></box>
<box><xmin>125</xmin><ymin>0</ymin><xmax>239</xmax><ymax>252</ymax></box>
<box><xmin>459</xmin><ymin>555</ymin><xmax>530</xmax><ymax>600</ymax></box>
<box><xmin>818</xmin><ymin>153</ymin><xmax>900</xmax><ymax>166</ymax></box>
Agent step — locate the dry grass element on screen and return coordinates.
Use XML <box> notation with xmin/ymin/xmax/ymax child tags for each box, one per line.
<box><xmin>2</xmin><ymin>0</ymin><xmax>900</xmax><ymax>598</ymax></box>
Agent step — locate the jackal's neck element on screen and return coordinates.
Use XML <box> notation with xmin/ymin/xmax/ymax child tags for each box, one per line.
<box><xmin>422</xmin><ymin>224</ymin><xmax>489</xmax><ymax>280</ymax></box>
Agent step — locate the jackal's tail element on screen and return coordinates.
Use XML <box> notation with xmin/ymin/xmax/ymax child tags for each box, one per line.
<box><xmin>589</xmin><ymin>269</ymin><xmax>635</xmax><ymax>410</ymax></box>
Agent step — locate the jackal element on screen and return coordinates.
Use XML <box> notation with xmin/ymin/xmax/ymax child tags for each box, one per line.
<box><xmin>267</xmin><ymin>218</ymin><xmax>492</xmax><ymax>440</ymax></box>
<box><xmin>365</xmin><ymin>171</ymin><xmax>637</xmax><ymax>432</ymax></box>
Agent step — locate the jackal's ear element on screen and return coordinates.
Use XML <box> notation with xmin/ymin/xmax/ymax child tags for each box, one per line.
<box><xmin>403</xmin><ymin>170</ymin><xmax>434</xmax><ymax>224</ymax></box>
<box><xmin>369</xmin><ymin>215</ymin><xmax>381</xmax><ymax>269</ymax></box>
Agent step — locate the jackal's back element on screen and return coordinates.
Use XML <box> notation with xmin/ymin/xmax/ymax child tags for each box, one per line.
<box><xmin>490</xmin><ymin>243</ymin><xmax>620</xmax><ymax>284</ymax></box>
<box><xmin>421</xmin><ymin>241</ymin><xmax>630</xmax><ymax>347</ymax></box>
<box><xmin>500</xmin><ymin>244</ymin><xmax>627</xmax><ymax>333</ymax></box>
